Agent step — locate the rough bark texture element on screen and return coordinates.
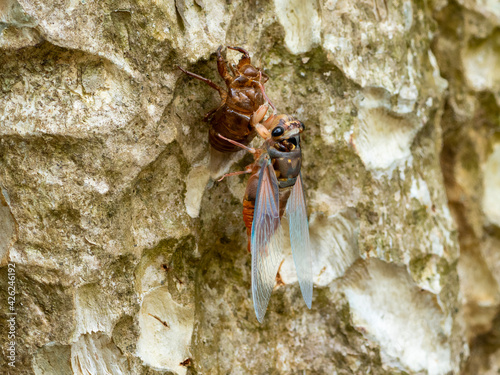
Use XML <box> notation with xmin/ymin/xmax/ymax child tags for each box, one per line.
<box><xmin>0</xmin><ymin>0</ymin><xmax>499</xmax><ymax>374</ymax></box>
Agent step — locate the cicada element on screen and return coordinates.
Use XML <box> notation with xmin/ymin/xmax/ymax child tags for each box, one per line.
<box><xmin>218</xmin><ymin>106</ymin><xmax>313</xmax><ymax>322</ymax></box>
<box><xmin>178</xmin><ymin>46</ymin><xmax>272</xmax><ymax>153</ymax></box>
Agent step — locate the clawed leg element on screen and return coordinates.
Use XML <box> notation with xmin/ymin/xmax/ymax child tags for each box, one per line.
<box><xmin>227</xmin><ymin>46</ymin><xmax>250</xmax><ymax>58</ymax></box>
<box><xmin>227</xmin><ymin>46</ymin><xmax>251</xmax><ymax>69</ymax></box>
<box><xmin>251</xmin><ymin>104</ymin><xmax>276</xmax><ymax>140</ymax></box>
<box><xmin>216</xmin><ymin>45</ymin><xmax>234</xmax><ymax>87</ymax></box>
<box><xmin>246</xmin><ymin>72</ymin><xmax>277</xmax><ymax>140</ymax></box>
<box><xmin>178</xmin><ymin>66</ymin><xmax>225</xmax><ymax>97</ymax></box>
<box><xmin>251</xmin><ymin>105</ymin><xmax>268</xmax><ymax>127</ymax></box>
<box><xmin>217</xmin><ymin>167</ymin><xmax>252</xmax><ymax>182</ymax></box>
<box><xmin>262</xmin><ymin>114</ymin><xmax>276</xmax><ymax>130</ymax></box>
<box><xmin>216</xmin><ymin>133</ymin><xmax>256</xmax><ymax>153</ymax></box>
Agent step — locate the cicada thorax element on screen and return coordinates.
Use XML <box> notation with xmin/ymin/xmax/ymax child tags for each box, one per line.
<box><xmin>179</xmin><ymin>46</ymin><xmax>268</xmax><ymax>153</ymax></box>
<box><xmin>269</xmin><ymin>146</ymin><xmax>302</xmax><ymax>218</ymax></box>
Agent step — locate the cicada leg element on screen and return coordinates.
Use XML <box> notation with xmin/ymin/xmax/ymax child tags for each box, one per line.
<box><xmin>216</xmin><ymin>133</ymin><xmax>257</xmax><ymax>153</ymax></box>
<box><xmin>257</xmin><ymin>71</ymin><xmax>276</xmax><ymax>114</ymax></box>
<box><xmin>177</xmin><ymin>66</ymin><xmax>226</xmax><ymax>97</ymax></box>
<box><xmin>251</xmin><ymin>105</ymin><xmax>272</xmax><ymax>140</ymax></box>
<box><xmin>217</xmin><ymin>166</ymin><xmax>253</xmax><ymax>182</ymax></box>
<box><xmin>217</xmin><ymin>45</ymin><xmax>234</xmax><ymax>87</ymax></box>
<box><xmin>227</xmin><ymin>46</ymin><xmax>251</xmax><ymax>69</ymax></box>
<box><xmin>251</xmin><ymin>105</ymin><xmax>268</xmax><ymax>127</ymax></box>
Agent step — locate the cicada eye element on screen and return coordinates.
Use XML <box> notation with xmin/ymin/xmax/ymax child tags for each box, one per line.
<box><xmin>300</xmin><ymin>122</ymin><xmax>305</xmax><ymax>131</ymax></box>
<box><xmin>272</xmin><ymin>126</ymin><xmax>285</xmax><ymax>137</ymax></box>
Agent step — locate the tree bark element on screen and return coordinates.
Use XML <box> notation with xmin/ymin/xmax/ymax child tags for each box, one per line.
<box><xmin>0</xmin><ymin>0</ymin><xmax>499</xmax><ymax>374</ymax></box>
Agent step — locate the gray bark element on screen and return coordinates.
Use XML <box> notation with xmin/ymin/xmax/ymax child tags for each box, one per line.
<box><xmin>0</xmin><ymin>0</ymin><xmax>499</xmax><ymax>374</ymax></box>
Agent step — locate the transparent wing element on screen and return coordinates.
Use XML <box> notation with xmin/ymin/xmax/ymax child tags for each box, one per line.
<box><xmin>251</xmin><ymin>160</ymin><xmax>283</xmax><ymax>323</ymax></box>
<box><xmin>286</xmin><ymin>173</ymin><xmax>313</xmax><ymax>308</ymax></box>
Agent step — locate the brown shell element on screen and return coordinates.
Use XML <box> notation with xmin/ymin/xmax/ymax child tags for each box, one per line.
<box><xmin>179</xmin><ymin>46</ymin><xmax>268</xmax><ymax>153</ymax></box>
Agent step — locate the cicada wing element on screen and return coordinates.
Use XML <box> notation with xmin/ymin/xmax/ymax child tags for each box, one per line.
<box><xmin>251</xmin><ymin>160</ymin><xmax>283</xmax><ymax>323</ymax></box>
<box><xmin>286</xmin><ymin>173</ymin><xmax>313</xmax><ymax>308</ymax></box>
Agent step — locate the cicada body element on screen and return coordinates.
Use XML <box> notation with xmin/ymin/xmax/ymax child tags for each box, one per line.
<box><xmin>242</xmin><ymin>115</ymin><xmax>304</xmax><ymax>249</ymax></box>
<box><xmin>218</xmin><ymin>111</ymin><xmax>313</xmax><ymax>322</ymax></box>
<box><xmin>178</xmin><ymin>46</ymin><xmax>270</xmax><ymax>153</ymax></box>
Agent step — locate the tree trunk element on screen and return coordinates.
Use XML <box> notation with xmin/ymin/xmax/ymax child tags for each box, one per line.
<box><xmin>0</xmin><ymin>0</ymin><xmax>499</xmax><ymax>374</ymax></box>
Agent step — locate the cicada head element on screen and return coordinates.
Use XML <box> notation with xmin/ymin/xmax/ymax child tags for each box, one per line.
<box><xmin>264</xmin><ymin>115</ymin><xmax>305</xmax><ymax>153</ymax></box>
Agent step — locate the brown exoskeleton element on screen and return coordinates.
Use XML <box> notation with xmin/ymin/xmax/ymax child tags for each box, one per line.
<box><xmin>217</xmin><ymin>106</ymin><xmax>312</xmax><ymax>323</ymax></box>
<box><xmin>178</xmin><ymin>46</ymin><xmax>274</xmax><ymax>153</ymax></box>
